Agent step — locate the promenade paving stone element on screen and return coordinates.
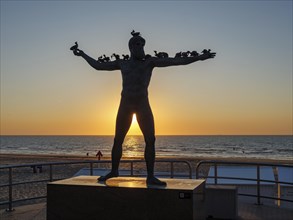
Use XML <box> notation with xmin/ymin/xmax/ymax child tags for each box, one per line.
<box><xmin>1</xmin><ymin>202</ymin><xmax>292</xmax><ymax>220</ymax></box>
<box><xmin>0</xmin><ymin>203</ymin><xmax>46</xmax><ymax>220</ymax></box>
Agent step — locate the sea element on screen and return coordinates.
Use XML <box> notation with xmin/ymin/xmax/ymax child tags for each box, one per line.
<box><xmin>0</xmin><ymin>135</ymin><xmax>292</xmax><ymax>160</ymax></box>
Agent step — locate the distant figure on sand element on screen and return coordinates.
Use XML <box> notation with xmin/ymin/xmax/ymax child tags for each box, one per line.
<box><xmin>71</xmin><ymin>31</ymin><xmax>216</xmax><ymax>185</ymax></box>
<box><xmin>96</xmin><ymin>150</ymin><xmax>103</xmax><ymax>160</ymax></box>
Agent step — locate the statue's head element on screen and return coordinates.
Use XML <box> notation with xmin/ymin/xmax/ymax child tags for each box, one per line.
<box><xmin>128</xmin><ymin>34</ymin><xmax>145</xmax><ymax>60</ymax></box>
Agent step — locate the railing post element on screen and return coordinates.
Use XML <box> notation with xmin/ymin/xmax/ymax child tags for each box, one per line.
<box><xmin>196</xmin><ymin>163</ymin><xmax>200</xmax><ymax>179</ymax></box>
<box><xmin>6</xmin><ymin>167</ymin><xmax>14</xmax><ymax>212</ymax></box>
<box><xmin>49</xmin><ymin>164</ymin><xmax>53</xmax><ymax>182</ymax></box>
<box><xmin>90</xmin><ymin>162</ymin><xmax>93</xmax><ymax>176</ymax></box>
<box><xmin>170</xmin><ymin>162</ymin><xmax>174</xmax><ymax>178</ymax></box>
<box><xmin>214</xmin><ymin>163</ymin><xmax>218</xmax><ymax>184</ymax></box>
<box><xmin>272</xmin><ymin>166</ymin><xmax>280</xmax><ymax>207</ymax></box>
<box><xmin>130</xmin><ymin>161</ymin><xmax>133</xmax><ymax>176</ymax></box>
<box><xmin>187</xmin><ymin>162</ymin><xmax>192</xmax><ymax>179</ymax></box>
<box><xmin>256</xmin><ymin>165</ymin><xmax>262</xmax><ymax>205</ymax></box>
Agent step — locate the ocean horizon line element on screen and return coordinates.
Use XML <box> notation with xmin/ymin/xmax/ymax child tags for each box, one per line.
<box><xmin>0</xmin><ymin>134</ymin><xmax>292</xmax><ymax>137</ymax></box>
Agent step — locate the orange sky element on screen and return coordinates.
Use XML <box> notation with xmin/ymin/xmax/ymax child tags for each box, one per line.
<box><xmin>1</xmin><ymin>1</ymin><xmax>292</xmax><ymax>135</ymax></box>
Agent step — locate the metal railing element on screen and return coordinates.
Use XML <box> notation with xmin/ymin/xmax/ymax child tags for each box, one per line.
<box><xmin>195</xmin><ymin>160</ymin><xmax>293</xmax><ymax>205</ymax></box>
<box><xmin>0</xmin><ymin>159</ymin><xmax>192</xmax><ymax>211</ymax></box>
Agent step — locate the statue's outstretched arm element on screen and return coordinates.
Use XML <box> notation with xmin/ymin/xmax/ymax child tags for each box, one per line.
<box><xmin>73</xmin><ymin>49</ymin><xmax>120</xmax><ymax>71</ymax></box>
<box><xmin>152</xmin><ymin>51</ymin><xmax>216</xmax><ymax>68</ymax></box>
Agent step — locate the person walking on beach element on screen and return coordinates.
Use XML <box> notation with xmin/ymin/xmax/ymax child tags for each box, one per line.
<box><xmin>72</xmin><ymin>31</ymin><xmax>215</xmax><ymax>185</ymax></box>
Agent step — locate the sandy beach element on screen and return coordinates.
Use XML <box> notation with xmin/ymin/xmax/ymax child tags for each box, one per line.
<box><xmin>0</xmin><ymin>153</ymin><xmax>292</xmax><ymax>209</ymax></box>
<box><xmin>2</xmin><ymin>153</ymin><xmax>292</xmax><ymax>165</ymax></box>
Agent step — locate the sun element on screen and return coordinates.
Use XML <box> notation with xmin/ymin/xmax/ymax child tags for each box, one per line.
<box><xmin>128</xmin><ymin>114</ymin><xmax>142</xmax><ymax>135</ymax></box>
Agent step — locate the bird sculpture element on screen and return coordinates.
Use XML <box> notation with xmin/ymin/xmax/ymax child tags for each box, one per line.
<box><xmin>103</xmin><ymin>55</ymin><xmax>110</xmax><ymax>62</ymax></box>
<box><xmin>190</xmin><ymin>51</ymin><xmax>199</xmax><ymax>57</ymax></box>
<box><xmin>154</xmin><ymin>50</ymin><xmax>169</xmax><ymax>58</ymax></box>
<box><xmin>111</xmin><ymin>53</ymin><xmax>120</xmax><ymax>60</ymax></box>
<box><xmin>131</xmin><ymin>30</ymin><xmax>140</xmax><ymax>37</ymax></box>
<box><xmin>122</xmin><ymin>54</ymin><xmax>130</xmax><ymax>60</ymax></box>
<box><xmin>175</xmin><ymin>52</ymin><xmax>182</xmax><ymax>58</ymax></box>
<box><xmin>144</xmin><ymin>54</ymin><xmax>152</xmax><ymax>59</ymax></box>
<box><xmin>181</xmin><ymin>51</ymin><xmax>190</xmax><ymax>57</ymax></box>
<box><xmin>70</xmin><ymin>42</ymin><xmax>78</xmax><ymax>51</ymax></box>
<box><xmin>97</xmin><ymin>56</ymin><xmax>104</xmax><ymax>63</ymax></box>
<box><xmin>202</xmin><ymin>49</ymin><xmax>211</xmax><ymax>54</ymax></box>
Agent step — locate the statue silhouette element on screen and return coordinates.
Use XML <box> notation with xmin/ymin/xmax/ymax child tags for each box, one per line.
<box><xmin>71</xmin><ymin>31</ymin><xmax>216</xmax><ymax>185</ymax></box>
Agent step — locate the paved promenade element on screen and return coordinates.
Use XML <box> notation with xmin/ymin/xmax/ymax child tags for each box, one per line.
<box><xmin>1</xmin><ymin>201</ymin><xmax>293</xmax><ymax>220</ymax></box>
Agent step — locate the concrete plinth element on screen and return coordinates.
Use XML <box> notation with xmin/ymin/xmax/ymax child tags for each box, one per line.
<box><xmin>47</xmin><ymin>176</ymin><xmax>205</xmax><ymax>220</ymax></box>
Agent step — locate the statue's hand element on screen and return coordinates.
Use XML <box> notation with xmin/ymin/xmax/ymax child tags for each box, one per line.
<box><xmin>73</xmin><ymin>49</ymin><xmax>84</xmax><ymax>56</ymax></box>
<box><xmin>199</xmin><ymin>51</ymin><xmax>216</xmax><ymax>60</ymax></box>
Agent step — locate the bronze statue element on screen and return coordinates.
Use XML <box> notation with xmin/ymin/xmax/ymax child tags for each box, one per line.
<box><xmin>71</xmin><ymin>31</ymin><xmax>216</xmax><ymax>186</ymax></box>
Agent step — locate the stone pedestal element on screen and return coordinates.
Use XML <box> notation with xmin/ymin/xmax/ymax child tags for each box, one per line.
<box><xmin>206</xmin><ymin>185</ymin><xmax>238</xmax><ymax>219</ymax></box>
<box><xmin>47</xmin><ymin>176</ymin><xmax>205</xmax><ymax>220</ymax></box>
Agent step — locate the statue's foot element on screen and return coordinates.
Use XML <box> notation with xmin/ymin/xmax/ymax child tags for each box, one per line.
<box><xmin>146</xmin><ymin>176</ymin><xmax>167</xmax><ymax>186</ymax></box>
<box><xmin>97</xmin><ymin>171</ymin><xmax>119</xmax><ymax>182</ymax></box>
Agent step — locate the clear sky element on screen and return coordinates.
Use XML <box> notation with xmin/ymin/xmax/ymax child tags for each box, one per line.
<box><xmin>1</xmin><ymin>0</ymin><xmax>292</xmax><ymax>135</ymax></box>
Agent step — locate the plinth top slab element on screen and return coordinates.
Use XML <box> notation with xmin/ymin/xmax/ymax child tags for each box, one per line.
<box><xmin>49</xmin><ymin>176</ymin><xmax>205</xmax><ymax>191</ymax></box>
<box><xmin>106</xmin><ymin>177</ymin><xmax>204</xmax><ymax>190</ymax></box>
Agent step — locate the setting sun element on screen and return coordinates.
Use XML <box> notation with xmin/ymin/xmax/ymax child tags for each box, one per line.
<box><xmin>127</xmin><ymin>114</ymin><xmax>142</xmax><ymax>135</ymax></box>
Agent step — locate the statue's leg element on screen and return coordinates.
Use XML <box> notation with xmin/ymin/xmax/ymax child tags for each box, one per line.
<box><xmin>136</xmin><ymin>100</ymin><xmax>166</xmax><ymax>186</ymax></box>
<box><xmin>98</xmin><ymin>100</ymin><xmax>132</xmax><ymax>182</ymax></box>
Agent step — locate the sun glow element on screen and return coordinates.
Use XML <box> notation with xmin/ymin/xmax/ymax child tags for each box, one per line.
<box><xmin>127</xmin><ymin>114</ymin><xmax>142</xmax><ymax>135</ymax></box>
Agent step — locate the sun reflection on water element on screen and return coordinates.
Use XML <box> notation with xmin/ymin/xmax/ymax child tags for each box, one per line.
<box><xmin>123</xmin><ymin>135</ymin><xmax>144</xmax><ymax>158</ymax></box>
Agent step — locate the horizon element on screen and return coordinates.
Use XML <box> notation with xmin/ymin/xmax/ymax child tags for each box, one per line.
<box><xmin>1</xmin><ymin>1</ymin><xmax>292</xmax><ymax>136</ymax></box>
<box><xmin>1</xmin><ymin>134</ymin><xmax>292</xmax><ymax>137</ymax></box>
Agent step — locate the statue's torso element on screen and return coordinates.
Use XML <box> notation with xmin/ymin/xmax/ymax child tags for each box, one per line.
<box><xmin>120</xmin><ymin>59</ymin><xmax>154</xmax><ymax>99</ymax></box>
